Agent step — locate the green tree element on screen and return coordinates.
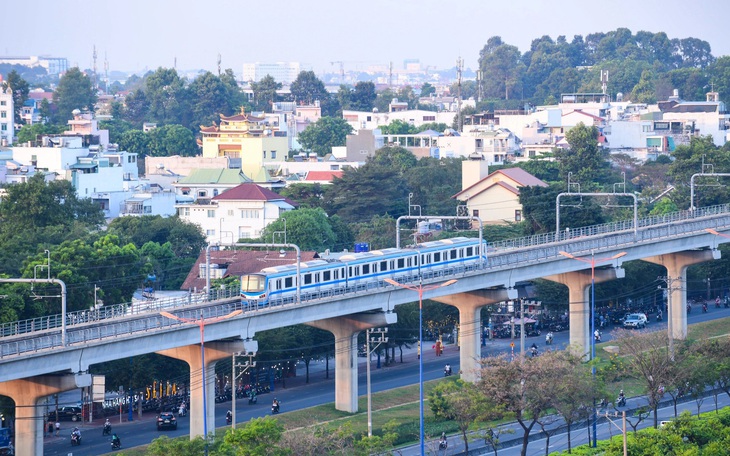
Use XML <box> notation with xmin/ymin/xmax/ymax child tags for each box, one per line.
<box><xmin>250</xmin><ymin>75</ymin><xmax>282</xmax><ymax>113</ymax></box>
<box><xmin>259</xmin><ymin>208</ymin><xmax>336</xmax><ymax>251</ymax></box>
<box><xmin>188</xmin><ymin>71</ymin><xmax>233</xmax><ymax>130</ymax></box>
<box><xmin>118</xmin><ymin>129</ymin><xmax>150</xmax><ymax>157</ymax></box>
<box><xmin>145</xmin><ymin>67</ymin><xmax>189</xmax><ymax>126</ymax></box>
<box><xmin>379</xmin><ymin>120</ymin><xmax>418</xmax><ymax>135</ymax></box>
<box><xmin>297</xmin><ymin>116</ymin><xmax>352</xmax><ymax>157</ymax></box>
<box><xmin>146</xmin><ymin>124</ymin><xmax>198</xmax><ymax>157</ymax></box>
<box><xmin>555</xmin><ymin>123</ymin><xmax>611</xmax><ymax>186</ymax></box>
<box><xmin>350</xmin><ymin>81</ymin><xmax>377</xmax><ymax>111</ymax></box>
<box><xmin>5</xmin><ymin>69</ymin><xmax>30</xmax><ymax>123</ymax></box>
<box><xmin>221</xmin><ymin>415</ymin><xmax>288</xmax><ymax>456</ymax></box>
<box><xmin>279</xmin><ymin>183</ymin><xmax>328</xmax><ymax>209</ymax></box>
<box><xmin>420</xmin><ymin>82</ymin><xmax>436</xmax><ymax>97</ymax></box>
<box><xmin>220</xmin><ymin>68</ymin><xmax>248</xmax><ymax>114</ymax></box>
<box><xmin>107</xmin><ymin>215</ymin><xmax>205</xmax><ymax>259</ymax></box>
<box><xmin>52</xmin><ymin>67</ymin><xmax>97</xmax><ymax>123</ymax></box>
<box><xmin>290</xmin><ymin>70</ymin><xmax>329</xmax><ymax>105</ymax></box>
<box><xmin>122</xmin><ymin>88</ymin><xmax>149</xmax><ymax>127</ymax></box>
<box><xmin>15</xmin><ymin>123</ymin><xmax>62</xmax><ymax>144</ymax></box>
<box><xmin>479</xmin><ymin>37</ymin><xmax>526</xmax><ymax>100</ymax></box>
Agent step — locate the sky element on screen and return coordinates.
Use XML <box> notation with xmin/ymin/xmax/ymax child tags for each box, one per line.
<box><xmin>3</xmin><ymin>0</ymin><xmax>730</xmax><ymax>77</ymax></box>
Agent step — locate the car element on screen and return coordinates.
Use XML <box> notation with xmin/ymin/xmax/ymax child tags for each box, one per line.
<box><xmin>156</xmin><ymin>412</ymin><xmax>177</xmax><ymax>430</ymax></box>
<box><xmin>55</xmin><ymin>406</ymin><xmax>82</xmax><ymax>422</ymax></box>
<box><xmin>623</xmin><ymin>313</ymin><xmax>648</xmax><ymax>329</ymax></box>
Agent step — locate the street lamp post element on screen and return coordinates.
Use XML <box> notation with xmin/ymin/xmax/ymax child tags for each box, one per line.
<box><xmin>160</xmin><ymin>309</ymin><xmax>242</xmax><ymax>455</ymax></box>
<box><xmin>559</xmin><ymin>250</ymin><xmax>626</xmax><ymax>447</ymax></box>
<box><xmin>385</xmin><ymin>278</ymin><xmax>456</xmax><ymax>456</ymax></box>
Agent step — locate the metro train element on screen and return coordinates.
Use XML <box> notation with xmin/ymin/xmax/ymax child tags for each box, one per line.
<box><xmin>240</xmin><ymin>237</ymin><xmax>487</xmax><ymax>305</ymax></box>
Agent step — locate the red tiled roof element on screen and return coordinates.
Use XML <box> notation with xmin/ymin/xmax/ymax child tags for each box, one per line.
<box><xmin>181</xmin><ymin>250</ymin><xmax>319</xmax><ymax>291</ymax></box>
<box><xmin>305</xmin><ymin>171</ymin><xmax>343</xmax><ymax>181</ymax></box>
<box><xmin>199</xmin><ymin>125</ymin><xmax>219</xmax><ymax>133</ymax></box>
<box><xmin>220</xmin><ymin>112</ymin><xmax>266</xmax><ymax>122</ymax></box>
<box><xmin>212</xmin><ymin>183</ymin><xmax>297</xmax><ymax>206</ymax></box>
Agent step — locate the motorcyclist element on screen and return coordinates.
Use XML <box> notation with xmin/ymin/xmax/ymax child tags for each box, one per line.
<box><xmin>71</xmin><ymin>427</ymin><xmax>81</xmax><ymax>445</ymax></box>
<box><xmin>272</xmin><ymin>398</ymin><xmax>280</xmax><ymax>413</ymax></box>
<box><xmin>545</xmin><ymin>331</ymin><xmax>553</xmax><ymax>344</ymax></box>
<box><xmin>444</xmin><ymin>364</ymin><xmax>452</xmax><ymax>376</ymax></box>
<box><xmin>594</xmin><ymin>329</ymin><xmax>601</xmax><ymax>341</ymax></box>
<box><xmin>530</xmin><ymin>343</ymin><xmax>538</xmax><ymax>357</ymax></box>
<box><xmin>656</xmin><ymin>309</ymin><xmax>663</xmax><ymax>321</ymax></box>
<box><xmin>111</xmin><ymin>433</ymin><xmax>121</xmax><ymax>449</ymax></box>
<box><xmin>103</xmin><ymin>418</ymin><xmax>112</xmax><ymax>435</ymax></box>
<box><xmin>617</xmin><ymin>390</ymin><xmax>626</xmax><ymax>406</ymax></box>
<box><xmin>248</xmin><ymin>389</ymin><xmax>257</xmax><ymax>404</ymax></box>
<box><xmin>226</xmin><ymin>410</ymin><xmax>232</xmax><ymax>423</ymax></box>
<box><xmin>439</xmin><ymin>432</ymin><xmax>448</xmax><ymax>450</ymax></box>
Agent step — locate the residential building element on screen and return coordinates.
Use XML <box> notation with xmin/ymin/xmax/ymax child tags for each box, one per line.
<box><xmin>242</xmin><ymin>62</ymin><xmax>302</xmax><ymax>85</ymax></box>
<box><xmin>119</xmin><ymin>184</ymin><xmax>177</xmax><ymax>217</ymax></box>
<box><xmin>20</xmin><ymin>99</ymin><xmax>42</xmax><ymax>125</ymax></box>
<box><xmin>0</xmin><ymin>78</ymin><xmax>13</xmax><ymax>146</ymax></box>
<box><xmin>342</xmin><ymin>109</ymin><xmax>457</xmax><ymax>133</ymax></box>
<box><xmin>65</xmin><ymin>109</ymin><xmax>110</xmax><ymax>147</ymax></box>
<box><xmin>453</xmin><ymin>158</ymin><xmax>548</xmax><ymax>225</ymax></box>
<box><xmin>176</xmin><ymin>183</ymin><xmax>296</xmax><ymax>244</ymax></box>
<box><xmin>199</xmin><ymin>111</ymin><xmax>288</xmax><ymax>178</ymax></box>
<box><xmin>0</xmin><ymin>56</ymin><xmax>68</xmax><ymax>75</ymax></box>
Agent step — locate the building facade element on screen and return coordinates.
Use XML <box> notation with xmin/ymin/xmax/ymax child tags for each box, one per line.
<box><xmin>0</xmin><ymin>81</ymin><xmax>14</xmax><ymax>146</ymax></box>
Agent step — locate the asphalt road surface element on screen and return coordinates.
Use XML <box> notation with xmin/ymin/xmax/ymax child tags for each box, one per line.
<box><xmin>41</xmin><ymin>304</ymin><xmax>730</xmax><ymax>455</ymax></box>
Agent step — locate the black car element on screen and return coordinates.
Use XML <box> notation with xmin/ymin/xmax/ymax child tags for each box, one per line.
<box><xmin>156</xmin><ymin>412</ymin><xmax>177</xmax><ymax>430</ymax></box>
<box><xmin>55</xmin><ymin>406</ymin><xmax>82</xmax><ymax>422</ymax></box>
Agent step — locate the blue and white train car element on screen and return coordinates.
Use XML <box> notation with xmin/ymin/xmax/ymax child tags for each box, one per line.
<box><xmin>241</xmin><ymin>237</ymin><xmax>486</xmax><ymax>306</ymax></box>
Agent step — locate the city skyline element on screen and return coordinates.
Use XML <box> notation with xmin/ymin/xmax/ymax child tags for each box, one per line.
<box><xmin>3</xmin><ymin>0</ymin><xmax>730</xmax><ymax>77</ymax></box>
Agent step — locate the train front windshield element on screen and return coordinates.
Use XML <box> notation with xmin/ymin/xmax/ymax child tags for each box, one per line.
<box><xmin>241</xmin><ymin>274</ymin><xmax>266</xmax><ymax>293</ymax></box>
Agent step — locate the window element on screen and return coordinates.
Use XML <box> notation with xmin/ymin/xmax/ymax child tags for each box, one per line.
<box><xmin>0</xmin><ymin>111</ymin><xmax>6</xmax><ymax>118</ymax></box>
<box><xmin>303</xmin><ymin>274</ymin><xmax>312</xmax><ymax>285</ymax></box>
<box><xmin>433</xmin><ymin>252</ymin><xmax>441</xmax><ymax>262</ymax></box>
<box><xmin>397</xmin><ymin>258</ymin><xmax>405</xmax><ymax>269</ymax></box>
<box><xmin>366</xmin><ymin>116</ymin><xmax>372</xmax><ymax>121</ymax></box>
<box><xmin>323</xmin><ymin>271</ymin><xmax>331</xmax><ymax>281</ymax></box>
<box><xmin>241</xmin><ymin>209</ymin><xmax>260</xmax><ymax>219</ymax></box>
<box><xmin>423</xmin><ymin>115</ymin><xmax>435</xmax><ymax>121</ymax></box>
<box><xmin>515</xmin><ymin>210</ymin><xmax>522</xmax><ymax>222</ymax></box>
<box><xmin>198</xmin><ymin>190</ymin><xmax>207</xmax><ymax>198</ymax></box>
<box><xmin>213</xmin><ymin>189</ymin><xmax>219</xmax><ymax>196</ymax></box>
<box><xmin>284</xmin><ymin>277</ymin><xmax>293</xmax><ymax>288</ymax></box>
<box><xmin>206</xmin><ymin>229</ymin><xmax>215</xmax><ymax>236</ymax></box>
<box><xmin>466</xmin><ymin>247</ymin><xmax>473</xmax><ymax>256</ymax></box>
<box><xmin>207</xmin><ymin>210</ymin><xmax>215</xmax><ymax>218</ymax></box>
<box><xmin>0</xmin><ymin>101</ymin><xmax>5</xmax><ymax>106</ymax></box>
<box><xmin>263</xmin><ymin>151</ymin><xmax>267</xmax><ymax>159</ymax></box>
<box><xmin>473</xmin><ymin>209</ymin><xmax>480</xmax><ymax>217</ymax></box>
<box><xmin>241</xmin><ymin>275</ymin><xmax>266</xmax><ymax>293</ymax></box>
<box><xmin>271</xmin><ymin>150</ymin><xmax>277</xmax><ymax>159</ymax></box>
<box><xmin>227</xmin><ymin>210</ymin><xmax>234</xmax><ymax>216</ymax></box>
<box><xmin>144</xmin><ymin>206</ymin><xmax>152</xmax><ymax>214</ymax></box>
<box><xmin>179</xmin><ymin>207</ymin><xmax>190</xmax><ymax>216</ymax></box>
<box><xmin>380</xmin><ymin>261</ymin><xmax>388</xmax><ymax>271</ymax></box>
<box><xmin>450</xmin><ymin>250</ymin><xmax>457</xmax><ymax>260</ymax></box>
<box><xmin>362</xmin><ymin>264</ymin><xmax>370</xmax><ymax>274</ymax></box>
<box><xmin>0</xmin><ymin>124</ymin><xmax>6</xmax><ymax>131</ymax></box>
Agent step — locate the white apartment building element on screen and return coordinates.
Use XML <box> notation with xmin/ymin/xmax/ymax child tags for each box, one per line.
<box><xmin>0</xmin><ymin>56</ymin><xmax>68</xmax><ymax>75</ymax></box>
<box><xmin>342</xmin><ymin>109</ymin><xmax>457</xmax><ymax>133</ymax></box>
<box><xmin>242</xmin><ymin>62</ymin><xmax>302</xmax><ymax>85</ymax></box>
<box><xmin>176</xmin><ymin>183</ymin><xmax>295</xmax><ymax>244</ymax></box>
<box><xmin>0</xmin><ymin>81</ymin><xmax>14</xmax><ymax>146</ymax></box>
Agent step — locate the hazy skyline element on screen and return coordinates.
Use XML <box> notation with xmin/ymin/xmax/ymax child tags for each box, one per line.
<box><xmin>3</xmin><ymin>0</ymin><xmax>730</xmax><ymax>77</ymax></box>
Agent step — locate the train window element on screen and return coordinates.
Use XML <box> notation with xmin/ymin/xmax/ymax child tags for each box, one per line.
<box><xmin>304</xmin><ymin>274</ymin><xmax>312</xmax><ymax>285</ymax></box>
<box><xmin>349</xmin><ymin>266</ymin><xmax>353</xmax><ymax>276</ymax></box>
<box><xmin>466</xmin><ymin>247</ymin><xmax>473</xmax><ymax>256</ymax></box>
<box><xmin>380</xmin><ymin>261</ymin><xmax>388</xmax><ymax>271</ymax></box>
<box><xmin>363</xmin><ymin>264</ymin><xmax>370</xmax><ymax>274</ymax></box>
<box><xmin>450</xmin><ymin>249</ymin><xmax>457</xmax><ymax>260</ymax></box>
<box><xmin>354</xmin><ymin>266</ymin><xmax>360</xmax><ymax>276</ymax></box>
<box><xmin>407</xmin><ymin>257</ymin><xmax>413</xmax><ymax>267</ymax></box>
<box><xmin>323</xmin><ymin>270</ymin><xmax>331</xmax><ymax>281</ymax></box>
<box><xmin>334</xmin><ymin>269</ymin><xmax>339</xmax><ymax>280</ymax></box>
<box><xmin>314</xmin><ymin>273</ymin><xmax>320</xmax><ymax>283</ymax></box>
<box><xmin>397</xmin><ymin>258</ymin><xmax>405</xmax><ymax>268</ymax></box>
<box><xmin>434</xmin><ymin>252</ymin><xmax>441</xmax><ymax>262</ymax></box>
<box><xmin>241</xmin><ymin>275</ymin><xmax>265</xmax><ymax>292</ymax></box>
<box><xmin>274</xmin><ymin>279</ymin><xmax>281</xmax><ymax>290</ymax></box>
<box><xmin>285</xmin><ymin>277</ymin><xmax>293</xmax><ymax>288</ymax></box>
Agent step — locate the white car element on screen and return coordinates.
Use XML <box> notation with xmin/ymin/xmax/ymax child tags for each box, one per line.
<box><xmin>623</xmin><ymin>313</ymin><xmax>648</xmax><ymax>329</ymax></box>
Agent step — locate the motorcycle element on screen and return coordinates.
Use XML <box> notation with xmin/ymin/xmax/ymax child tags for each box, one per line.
<box><xmin>439</xmin><ymin>439</ymin><xmax>448</xmax><ymax>450</ymax></box>
<box><xmin>702</xmin><ymin>303</ymin><xmax>708</xmax><ymax>313</ymax></box>
<box><xmin>226</xmin><ymin>412</ymin><xmax>232</xmax><ymax>425</ymax></box>
<box><xmin>617</xmin><ymin>395</ymin><xmax>626</xmax><ymax>407</ymax></box>
<box><xmin>111</xmin><ymin>439</ymin><xmax>121</xmax><ymax>450</ymax></box>
<box><xmin>594</xmin><ymin>331</ymin><xmax>602</xmax><ymax>342</ymax></box>
<box><xmin>248</xmin><ymin>393</ymin><xmax>258</xmax><ymax>405</ymax></box>
<box><xmin>71</xmin><ymin>433</ymin><xmax>81</xmax><ymax>446</ymax></box>
<box><xmin>102</xmin><ymin>422</ymin><xmax>112</xmax><ymax>436</ymax></box>
<box><xmin>656</xmin><ymin>312</ymin><xmax>663</xmax><ymax>322</ymax></box>
<box><xmin>271</xmin><ymin>402</ymin><xmax>280</xmax><ymax>414</ymax></box>
<box><xmin>687</xmin><ymin>304</ymin><xmax>692</xmax><ymax>314</ymax></box>
<box><xmin>444</xmin><ymin>365</ymin><xmax>452</xmax><ymax>377</ymax></box>
<box><xmin>716</xmin><ymin>298</ymin><xmax>721</xmax><ymax>308</ymax></box>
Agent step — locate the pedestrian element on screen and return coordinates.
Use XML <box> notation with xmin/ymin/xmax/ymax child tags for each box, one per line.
<box><xmin>47</xmin><ymin>419</ymin><xmax>54</xmax><ymax>437</ymax></box>
<box><xmin>55</xmin><ymin>420</ymin><xmax>60</xmax><ymax>436</ymax></box>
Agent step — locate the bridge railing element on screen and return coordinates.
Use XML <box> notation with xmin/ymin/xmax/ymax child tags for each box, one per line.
<box><xmin>4</xmin><ymin>203</ymin><xmax>730</xmax><ymax>358</ymax></box>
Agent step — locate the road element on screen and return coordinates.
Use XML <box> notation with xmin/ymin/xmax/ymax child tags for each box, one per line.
<box><xmin>41</xmin><ymin>304</ymin><xmax>730</xmax><ymax>455</ymax></box>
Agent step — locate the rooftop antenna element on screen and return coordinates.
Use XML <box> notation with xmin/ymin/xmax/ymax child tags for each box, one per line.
<box><xmin>174</xmin><ymin>56</ymin><xmax>177</xmax><ymax>70</ymax></box>
<box><xmin>389</xmin><ymin>61</ymin><xmax>393</xmax><ymax>88</ymax></box>
<box><xmin>92</xmin><ymin>45</ymin><xmax>98</xmax><ymax>90</ymax></box>
<box><xmin>103</xmin><ymin>52</ymin><xmax>109</xmax><ymax>94</ymax></box>
<box><xmin>217</xmin><ymin>53</ymin><xmax>222</xmax><ymax>76</ymax></box>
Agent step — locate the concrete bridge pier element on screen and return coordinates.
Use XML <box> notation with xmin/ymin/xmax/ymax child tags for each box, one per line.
<box><xmin>545</xmin><ymin>267</ymin><xmax>624</xmax><ymax>359</ymax></box>
<box><xmin>158</xmin><ymin>340</ymin><xmax>246</xmax><ymax>440</ymax></box>
<box><xmin>307</xmin><ymin>311</ymin><xmax>397</xmax><ymax>413</ymax></box>
<box><xmin>644</xmin><ymin>249</ymin><xmax>720</xmax><ymax>339</ymax></box>
<box><xmin>432</xmin><ymin>288</ymin><xmax>517</xmax><ymax>382</ymax></box>
<box><xmin>1</xmin><ymin>373</ymin><xmax>91</xmax><ymax>456</ymax></box>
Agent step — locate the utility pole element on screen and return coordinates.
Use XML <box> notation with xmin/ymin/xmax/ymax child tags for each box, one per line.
<box><xmin>231</xmin><ymin>350</ymin><xmax>256</xmax><ymax>429</ymax></box>
<box><xmin>366</xmin><ymin>328</ymin><xmax>388</xmax><ymax>437</ymax></box>
<box><xmin>389</xmin><ymin>61</ymin><xmax>393</xmax><ymax>88</ymax></box>
<box><xmin>456</xmin><ymin>56</ymin><xmax>463</xmax><ymax>132</ymax></box>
